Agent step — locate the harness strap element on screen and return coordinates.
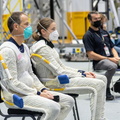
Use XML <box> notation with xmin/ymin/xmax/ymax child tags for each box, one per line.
<box><xmin>31</xmin><ymin>53</ymin><xmax>57</xmax><ymax>70</ymax></box>
<box><xmin>0</xmin><ymin>54</ymin><xmax>23</xmax><ymax>108</ymax></box>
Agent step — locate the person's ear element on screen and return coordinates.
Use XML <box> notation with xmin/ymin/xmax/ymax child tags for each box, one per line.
<box><xmin>13</xmin><ymin>23</ymin><xmax>19</xmax><ymax>30</ymax></box>
<box><xmin>89</xmin><ymin>19</ymin><xmax>92</xmax><ymax>24</ymax></box>
<box><xmin>41</xmin><ymin>29</ymin><xmax>46</xmax><ymax>35</ymax></box>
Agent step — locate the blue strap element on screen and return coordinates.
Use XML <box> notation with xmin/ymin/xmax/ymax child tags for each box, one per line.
<box><xmin>58</xmin><ymin>75</ymin><xmax>69</xmax><ymax>84</ymax></box>
<box><xmin>78</xmin><ymin>70</ymin><xmax>86</xmax><ymax>77</ymax></box>
<box><xmin>13</xmin><ymin>94</ymin><xmax>24</xmax><ymax>108</ymax></box>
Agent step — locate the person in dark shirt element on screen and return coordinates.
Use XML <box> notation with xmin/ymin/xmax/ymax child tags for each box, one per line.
<box><xmin>83</xmin><ymin>11</ymin><xmax>120</xmax><ymax>100</ymax></box>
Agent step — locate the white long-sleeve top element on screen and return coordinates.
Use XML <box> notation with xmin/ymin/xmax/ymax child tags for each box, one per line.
<box><xmin>0</xmin><ymin>41</ymin><xmax>45</xmax><ymax>98</ymax></box>
<box><xmin>30</xmin><ymin>39</ymin><xmax>83</xmax><ymax>82</ymax></box>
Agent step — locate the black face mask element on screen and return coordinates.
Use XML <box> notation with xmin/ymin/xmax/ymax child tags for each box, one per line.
<box><xmin>92</xmin><ymin>20</ymin><xmax>101</xmax><ymax>28</ymax></box>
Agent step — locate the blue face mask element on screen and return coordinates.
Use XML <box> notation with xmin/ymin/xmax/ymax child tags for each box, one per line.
<box><xmin>23</xmin><ymin>26</ymin><xmax>32</xmax><ymax>39</ymax></box>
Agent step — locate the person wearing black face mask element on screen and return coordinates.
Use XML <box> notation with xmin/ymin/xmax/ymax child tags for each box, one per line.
<box><xmin>83</xmin><ymin>11</ymin><xmax>120</xmax><ymax>100</ymax></box>
<box><xmin>92</xmin><ymin>20</ymin><xmax>101</xmax><ymax>28</ymax></box>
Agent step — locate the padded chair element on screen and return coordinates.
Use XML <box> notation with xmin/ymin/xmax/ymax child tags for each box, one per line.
<box><xmin>0</xmin><ymin>108</ymin><xmax>43</xmax><ymax>120</ymax></box>
<box><xmin>0</xmin><ymin>96</ymin><xmax>43</xmax><ymax>120</ymax></box>
<box><xmin>0</xmin><ymin>54</ymin><xmax>44</xmax><ymax>120</ymax></box>
<box><xmin>0</xmin><ymin>86</ymin><xmax>43</xmax><ymax>120</ymax></box>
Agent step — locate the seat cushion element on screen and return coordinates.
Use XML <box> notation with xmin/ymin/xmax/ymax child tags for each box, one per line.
<box><xmin>8</xmin><ymin>108</ymin><xmax>43</xmax><ymax>116</ymax></box>
<box><xmin>0</xmin><ymin>85</ymin><xmax>3</xmax><ymax>103</ymax></box>
<box><xmin>67</xmin><ymin>94</ymin><xmax>79</xmax><ymax>97</ymax></box>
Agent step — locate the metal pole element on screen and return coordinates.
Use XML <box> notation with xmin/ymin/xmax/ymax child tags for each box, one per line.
<box><xmin>106</xmin><ymin>0</ymin><xmax>109</xmax><ymax>20</ymax></box>
<box><xmin>0</xmin><ymin>0</ymin><xmax>3</xmax><ymax>43</ymax></box>
<box><xmin>3</xmin><ymin>0</ymin><xmax>9</xmax><ymax>12</ymax></box>
<box><xmin>59</xmin><ymin>0</ymin><xmax>65</xmax><ymax>44</ymax></box>
<box><xmin>50</xmin><ymin>0</ymin><xmax>54</xmax><ymax>19</ymax></box>
<box><xmin>110</xmin><ymin>0</ymin><xmax>120</xmax><ymax>27</ymax></box>
<box><xmin>110</xmin><ymin>0</ymin><xmax>120</xmax><ymax>39</ymax></box>
<box><xmin>55</xmin><ymin>8</ymin><xmax>79</xmax><ymax>44</ymax></box>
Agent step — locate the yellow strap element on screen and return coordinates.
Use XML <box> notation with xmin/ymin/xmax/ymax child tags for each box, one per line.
<box><xmin>43</xmin><ymin>59</ymin><xmax>50</xmax><ymax>64</ymax></box>
<box><xmin>31</xmin><ymin>53</ymin><xmax>42</xmax><ymax>59</ymax></box>
<box><xmin>31</xmin><ymin>53</ymin><xmax>50</xmax><ymax>64</ymax></box>
<box><xmin>1</xmin><ymin>91</ymin><xmax>14</xmax><ymax>106</ymax></box>
<box><xmin>49</xmin><ymin>88</ymin><xmax>65</xmax><ymax>91</ymax></box>
<box><xmin>0</xmin><ymin>54</ymin><xmax>3</xmax><ymax>60</ymax></box>
<box><xmin>31</xmin><ymin>53</ymin><xmax>65</xmax><ymax>91</ymax></box>
<box><xmin>0</xmin><ymin>54</ymin><xmax>14</xmax><ymax>106</ymax></box>
<box><xmin>0</xmin><ymin>54</ymin><xmax>8</xmax><ymax>69</ymax></box>
<box><xmin>2</xmin><ymin>63</ymin><xmax>8</xmax><ymax>69</ymax></box>
<box><xmin>1</xmin><ymin>97</ymin><xmax>14</xmax><ymax>106</ymax></box>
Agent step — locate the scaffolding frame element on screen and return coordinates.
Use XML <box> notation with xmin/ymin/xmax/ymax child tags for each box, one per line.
<box><xmin>0</xmin><ymin>0</ymin><xmax>23</xmax><ymax>43</ymax></box>
<box><xmin>92</xmin><ymin>0</ymin><xmax>109</xmax><ymax>19</ymax></box>
<box><xmin>0</xmin><ymin>0</ymin><xmax>3</xmax><ymax>43</ymax></box>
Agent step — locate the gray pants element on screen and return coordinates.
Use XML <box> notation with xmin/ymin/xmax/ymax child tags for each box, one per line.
<box><xmin>94</xmin><ymin>59</ymin><xmax>118</xmax><ymax>88</ymax></box>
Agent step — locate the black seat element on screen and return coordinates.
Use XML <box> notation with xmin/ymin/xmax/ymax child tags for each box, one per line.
<box><xmin>67</xmin><ymin>94</ymin><xmax>80</xmax><ymax>120</ymax></box>
<box><xmin>0</xmin><ymin>88</ymin><xmax>43</xmax><ymax>120</ymax></box>
<box><xmin>0</xmin><ymin>85</ymin><xmax>3</xmax><ymax>103</ymax></box>
<box><xmin>0</xmin><ymin>108</ymin><xmax>43</xmax><ymax>120</ymax></box>
<box><xmin>0</xmin><ymin>80</ymin><xmax>43</xmax><ymax>120</ymax></box>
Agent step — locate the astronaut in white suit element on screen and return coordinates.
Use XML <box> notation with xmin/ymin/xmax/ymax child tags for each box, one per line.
<box><xmin>0</xmin><ymin>12</ymin><xmax>74</xmax><ymax>120</ymax></box>
<box><xmin>30</xmin><ymin>17</ymin><xmax>107</xmax><ymax>120</ymax></box>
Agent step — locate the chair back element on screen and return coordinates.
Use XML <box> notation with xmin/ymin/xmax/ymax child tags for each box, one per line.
<box><xmin>0</xmin><ymin>82</ymin><xmax>3</xmax><ymax>103</ymax></box>
<box><xmin>0</xmin><ymin>58</ymin><xmax>4</xmax><ymax>103</ymax></box>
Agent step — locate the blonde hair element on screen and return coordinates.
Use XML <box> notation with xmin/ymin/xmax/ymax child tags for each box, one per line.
<box><xmin>101</xmin><ymin>14</ymin><xmax>108</xmax><ymax>24</ymax></box>
<box><xmin>32</xmin><ymin>17</ymin><xmax>54</xmax><ymax>41</ymax></box>
<box><xmin>100</xmin><ymin>14</ymin><xmax>108</xmax><ymax>30</ymax></box>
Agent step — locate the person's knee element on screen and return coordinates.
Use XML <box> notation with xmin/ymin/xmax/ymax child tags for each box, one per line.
<box><xmin>51</xmin><ymin>103</ymin><xmax>61</xmax><ymax>114</ymax></box>
<box><xmin>94</xmin><ymin>80</ymin><xmax>106</xmax><ymax>92</ymax></box>
<box><xmin>44</xmin><ymin>102</ymin><xmax>60</xmax><ymax>119</ymax></box>
<box><xmin>96</xmin><ymin>74</ymin><xmax>107</xmax><ymax>84</ymax></box>
<box><xmin>66</xmin><ymin>95</ymin><xmax>74</xmax><ymax>108</ymax></box>
<box><xmin>101</xmin><ymin>75</ymin><xmax>107</xmax><ymax>85</ymax></box>
<box><xmin>98</xmin><ymin>80</ymin><xmax>106</xmax><ymax>90</ymax></box>
<box><xmin>58</xmin><ymin>94</ymin><xmax>74</xmax><ymax>109</ymax></box>
<box><xmin>108</xmin><ymin>63</ymin><xmax>117</xmax><ymax>71</ymax></box>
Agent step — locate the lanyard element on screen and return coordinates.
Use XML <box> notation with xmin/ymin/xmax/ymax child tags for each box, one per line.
<box><xmin>95</xmin><ymin>33</ymin><xmax>105</xmax><ymax>44</ymax></box>
<box><xmin>88</xmin><ymin>30</ymin><xmax>106</xmax><ymax>45</ymax></box>
<box><xmin>95</xmin><ymin>32</ymin><xmax>111</xmax><ymax>56</ymax></box>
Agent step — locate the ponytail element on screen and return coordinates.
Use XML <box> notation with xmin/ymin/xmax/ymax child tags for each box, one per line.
<box><xmin>32</xmin><ymin>32</ymin><xmax>40</xmax><ymax>41</ymax></box>
<box><xmin>32</xmin><ymin>17</ymin><xmax>54</xmax><ymax>41</ymax></box>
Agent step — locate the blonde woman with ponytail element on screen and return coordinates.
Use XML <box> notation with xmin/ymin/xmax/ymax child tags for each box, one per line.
<box><xmin>30</xmin><ymin>17</ymin><xmax>108</xmax><ymax>120</ymax></box>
